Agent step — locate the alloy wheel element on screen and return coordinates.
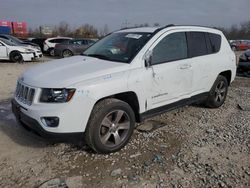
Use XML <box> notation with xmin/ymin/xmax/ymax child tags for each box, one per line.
<box><xmin>99</xmin><ymin>110</ymin><xmax>130</xmax><ymax>147</ymax></box>
<box><xmin>215</xmin><ymin>80</ymin><xmax>226</xmax><ymax>103</ymax></box>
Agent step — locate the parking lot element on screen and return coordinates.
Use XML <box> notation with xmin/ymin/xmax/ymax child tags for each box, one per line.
<box><xmin>0</xmin><ymin>54</ymin><xmax>249</xmax><ymax>187</ymax></box>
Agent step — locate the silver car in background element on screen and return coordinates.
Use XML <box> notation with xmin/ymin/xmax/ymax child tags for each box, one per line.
<box><xmin>54</xmin><ymin>38</ymin><xmax>96</xmax><ymax>58</ymax></box>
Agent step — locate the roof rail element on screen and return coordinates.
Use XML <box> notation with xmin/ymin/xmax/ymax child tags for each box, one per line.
<box><xmin>163</xmin><ymin>24</ymin><xmax>175</xmax><ymax>28</ymax></box>
<box><xmin>152</xmin><ymin>24</ymin><xmax>175</xmax><ymax>34</ymax></box>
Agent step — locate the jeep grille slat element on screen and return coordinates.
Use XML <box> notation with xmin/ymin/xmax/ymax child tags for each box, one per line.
<box><xmin>15</xmin><ymin>82</ymin><xmax>35</xmax><ymax>106</ymax></box>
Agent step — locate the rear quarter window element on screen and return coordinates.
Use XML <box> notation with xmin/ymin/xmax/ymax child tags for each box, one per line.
<box><xmin>208</xmin><ymin>33</ymin><xmax>221</xmax><ymax>53</ymax></box>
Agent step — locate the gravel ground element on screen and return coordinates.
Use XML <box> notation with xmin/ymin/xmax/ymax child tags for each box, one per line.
<box><xmin>0</xmin><ymin>55</ymin><xmax>249</xmax><ymax>188</ymax></box>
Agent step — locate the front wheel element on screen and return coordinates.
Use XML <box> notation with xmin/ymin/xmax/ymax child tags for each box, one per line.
<box><xmin>48</xmin><ymin>48</ymin><xmax>55</xmax><ymax>56</ymax></box>
<box><xmin>85</xmin><ymin>98</ymin><xmax>135</xmax><ymax>153</ymax></box>
<box><xmin>10</xmin><ymin>51</ymin><xmax>23</xmax><ymax>63</ymax></box>
<box><xmin>206</xmin><ymin>75</ymin><xmax>228</xmax><ymax>108</ymax></box>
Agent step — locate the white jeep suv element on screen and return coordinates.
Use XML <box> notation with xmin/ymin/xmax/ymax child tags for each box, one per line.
<box><xmin>12</xmin><ymin>25</ymin><xmax>236</xmax><ymax>153</ymax></box>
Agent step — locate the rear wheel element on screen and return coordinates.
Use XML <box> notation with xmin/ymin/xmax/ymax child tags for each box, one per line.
<box><xmin>206</xmin><ymin>75</ymin><xmax>228</xmax><ymax>108</ymax></box>
<box><xmin>48</xmin><ymin>48</ymin><xmax>55</xmax><ymax>56</ymax></box>
<box><xmin>231</xmin><ymin>46</ymin><xmax>237</xmax><ymax>51</ymax></box>
<box><xmin>85</xmin><ymin>98</ymin><xmax>135</xmax><ymax>153</ymax></box>
<box><xmin>10</xmin><ymin>51</ymin><xmax>23</xmax><ymax>63</ymax></box>
<box><xmin>62</xmin><ymin>49</ymin><xmax>73</xmax><ymax>58</ymax></box>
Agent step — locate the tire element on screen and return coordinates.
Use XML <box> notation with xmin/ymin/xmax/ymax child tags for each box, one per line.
<box><xmin>62</xmin><ymin>49</ymin><xmax>73</xmax><ymax>58</ymax></box>
<box><xmin>231</xmin><ymin>46</ymin><xmax>237</xmax><ymax>51</ymax></box>
<box><xmin>48</xmin><ymin>48</ymin><xmax>55</xmax><ymax>56</ymax></box>
<box><xmin>85</xmin><ymin>98</ymin><xmax>135</xmax><ymax>153</ymax></box>
<box><xmin>10</xmin><ymin>51</ymin><xmax>23</xmax><ymax>63</ymax></box>
<box><xmin>206</xmin><ymin>75</ymin><xmax>228</xmax><ymax>108</ymax></box>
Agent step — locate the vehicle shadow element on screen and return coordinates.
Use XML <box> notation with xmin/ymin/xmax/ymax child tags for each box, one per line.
<box><xmin>0</xmin><ymin>99</ymin><xmax>87</xmax><ymax>149</ymax></box>
<box><xmin>0</xmin><ymin>60</ymin><xmax>15</xmax><ymax>63</ymax></box>
<box><xmin>0</xmin><ymin>55</ymin><xmax>57</xmax><ymax>64</ymax></box>
<box><xmin>0</xmin><ymin>59</ymin><xmax>41</xmax><ymax>64</ymax></box>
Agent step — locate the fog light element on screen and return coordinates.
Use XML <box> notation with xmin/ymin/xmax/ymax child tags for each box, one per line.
<box><xmin>41</xmin><ymin>117</ymin><xmax>59</xmax><ymax>127</ymax></box>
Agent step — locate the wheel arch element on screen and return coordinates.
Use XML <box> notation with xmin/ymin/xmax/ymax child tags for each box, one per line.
<box><xmin>47</xmin><ymin>47</ymin><xmax>54</xmax><ymax>52</ymax></box>
<box><xmin>94</xmin><ymin>91</ymin><xmax>140</xmax><ymax>122</ymax></box>
<box><xmin>9</xmin><ymin>50</ymin><xmax>21</xmax><ymax>57</ymax></box>
<box><xmin>219</xmin><ymin>70</ymin><xmax>232</xmax><ymax>85</ymax></box>
<box><xmin>63</xmin><ymin>48</ymin><xmax>74</xmax><ymax>55</ymax></box>
<box><xmin>9</xmin><ymin>50</ymin><xmax>23</xmax><ymax>62</ymax></box>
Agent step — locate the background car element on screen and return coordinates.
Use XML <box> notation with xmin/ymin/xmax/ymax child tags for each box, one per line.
<box><xmin>28</xmin><ymin>38</ymin><xmax>47</xmax><ymax>53</ymax></box>
<box><xmin>54</xmin><ymin>38</ymin><xmax>95</xmax><ymax>58</ymax></box>
<box><xmin>231</xmin><ymin>40</ymin><xmax>250</xmax><ymax>51</ymax></box>
<box><xmin>0</xmin><ymin>34</ymin><xmax>40</xmax><ymax>50</ymax></box>
<box><xmin>0</xmin><ymin>38</ymin><xmax>42</xmax><ymax>62</ymax></box>
<box><xmin>238</xmin><ymin>49</ymin><xmax>250</xmax><ymax>76</ymax></box>
<box><xmin>43</xmin><ymin>37</ymin><xmax>72</xmax><ymax>56</ymax></box>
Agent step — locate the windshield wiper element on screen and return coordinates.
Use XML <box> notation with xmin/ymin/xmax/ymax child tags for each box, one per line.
<box><xmin>84</xmin><ymin>53</ymin><xmax>110</xmax><ymax>60</ymax></box>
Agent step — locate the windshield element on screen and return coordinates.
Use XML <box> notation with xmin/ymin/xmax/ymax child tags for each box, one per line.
<box><xmin>7</xmin><ymin>35</ymin><xmax>23</xmax><ymax>44</ymax></box>
<box><xmin>83</xmin><ymin>32</ymin><xmax>152</xmax><ymax>63</ymax></box>
<box><xmin>0</xmin><ymin>38</ymin><xmax>17</xmax><ymax>46</ymax></box>
<box><xmin>69</xmin><ymin>39</ymin><xmax>82</xmax><ymax>45</ymax></box>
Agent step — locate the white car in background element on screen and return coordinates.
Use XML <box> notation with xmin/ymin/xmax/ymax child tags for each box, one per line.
<box><xmin>0</xmin><ymin>38</ymin><xmax>42</xmax><ymax>62</ymax></box>
<box><xmin>43</xmin><ymin>37</ymin><xmax>72</xmax><ymax>56</ymax></box>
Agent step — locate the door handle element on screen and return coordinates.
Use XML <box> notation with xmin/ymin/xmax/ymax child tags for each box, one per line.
<box><xmin>180</xmin><ymin>64</ymin><xmax>191</xmax><ymax>69</ymax></box>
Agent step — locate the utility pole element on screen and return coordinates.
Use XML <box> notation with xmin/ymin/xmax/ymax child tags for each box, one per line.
<box><xmin>121</xmin><ymin>20</ymin><xmax>130</xmax><ymax>29</ymax></box>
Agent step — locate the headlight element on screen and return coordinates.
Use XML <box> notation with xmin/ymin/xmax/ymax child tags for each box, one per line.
<box><xmin>40</xmin><ymin>88</ymin><xmax>76</xmax><ymax>103</ymax></box>
<box><xmin>24</xmin><ymin>49</ymin><xmax>34</xmax><ymax>53</ymax></box>
<box><xmin>34</xmin><ymin>46</ymin><xmax>41</xmax><ymax>50</ymax></box>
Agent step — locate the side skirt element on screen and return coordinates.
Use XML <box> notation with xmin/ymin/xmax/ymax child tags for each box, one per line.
<box><xmin>139</xmin><ymin>92</ymin><xmax>209</xmax><ymax>122</ymax></box>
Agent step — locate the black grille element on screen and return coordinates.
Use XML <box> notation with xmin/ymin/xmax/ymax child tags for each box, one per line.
<box><xmin>15</xmin><ymin>82</ymin><xmax>35</xmax><ymax>105</ymax></box>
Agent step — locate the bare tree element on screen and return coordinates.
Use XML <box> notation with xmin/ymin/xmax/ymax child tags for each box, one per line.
<box><xmin>73</xmin><ymin>24</ymin><xmax>98</xmax><ymax>38</ymax></box>
<box><xmin>153</xmin><ymin>23</ymin><xmax>160</xmax><ymax>27</ymax></box>
<box><xmin>53</xmin><ymin>21</ymin><xmax>71</xmax><ymax>36</ymax></box>
<box><xmin>99</xmin><ymin>24</ymin><xmax>109</xmax><ymax>37</ymax></box>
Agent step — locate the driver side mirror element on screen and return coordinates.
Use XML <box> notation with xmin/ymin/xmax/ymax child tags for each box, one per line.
<box><xmin>144</xmin><ymin>50</ymin><xmax>153</xmax><ymax>68</ymax></box>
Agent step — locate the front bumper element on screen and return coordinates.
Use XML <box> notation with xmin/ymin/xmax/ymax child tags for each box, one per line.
<box><xmin>33</xmin><ymin>51</ymin><xmax>43</xmax><ymax>59</ymax></box>
<box><xmin>20</xmin><ymin>51</ymin><xmax>43</xmax><ymax>61</ymax></box>
<box><xmin>11</xmin><ymin>99</ymin><xmax>84</xmax><ymax>140</ymax></box>
<box><xmin>20</xmin><ymin>52</ymin><xmax>35</xmax><ymax>61</ymax></box>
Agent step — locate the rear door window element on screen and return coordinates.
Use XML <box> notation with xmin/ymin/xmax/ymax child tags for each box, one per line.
<box><xmin>80</xmin><ymin>40</ymin><xmax>88</xmax><ymax>45</ymax></box>
<box><xmin>186</xmin><ymin>32</ymin><xmax>207</xmax><ymax>57</ymax></box>
<box><xmin>50</xmin><ymin>38</ymin><xmax>70</xmax><ymax>43</ymax></box>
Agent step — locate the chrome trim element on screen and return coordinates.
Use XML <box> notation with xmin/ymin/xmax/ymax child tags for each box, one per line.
<box><xmin>15</xmin><ymin>81</ymin><xmax>35</xmax><ymax>105</ymax></box>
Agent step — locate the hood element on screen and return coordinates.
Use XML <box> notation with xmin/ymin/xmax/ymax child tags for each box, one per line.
<box><xmin>20</xmin><ymin>43</ymin><xmax>41</xmax><ymax>51</ymax></box>
<box><xmin>21</xmin><ymin>56</ymin><xmax>128</xmax><ymax>88</ymax></box>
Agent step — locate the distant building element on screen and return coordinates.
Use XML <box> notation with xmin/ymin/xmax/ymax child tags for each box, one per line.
<box><xmin>0</xmin><ymin>20</ymin><xmax>28</xmax><ymax>37</ymax></box>
<box><xmin>40</xmin><ymin>25</ymin><xmax>53</xmax><ymax>35</ymax></box>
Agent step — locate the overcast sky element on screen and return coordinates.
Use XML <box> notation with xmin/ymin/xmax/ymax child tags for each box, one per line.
<box><xmin>1</xmin><ymin>0</ymin><xmax>250</xmax><ymax>31</ymax></box>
